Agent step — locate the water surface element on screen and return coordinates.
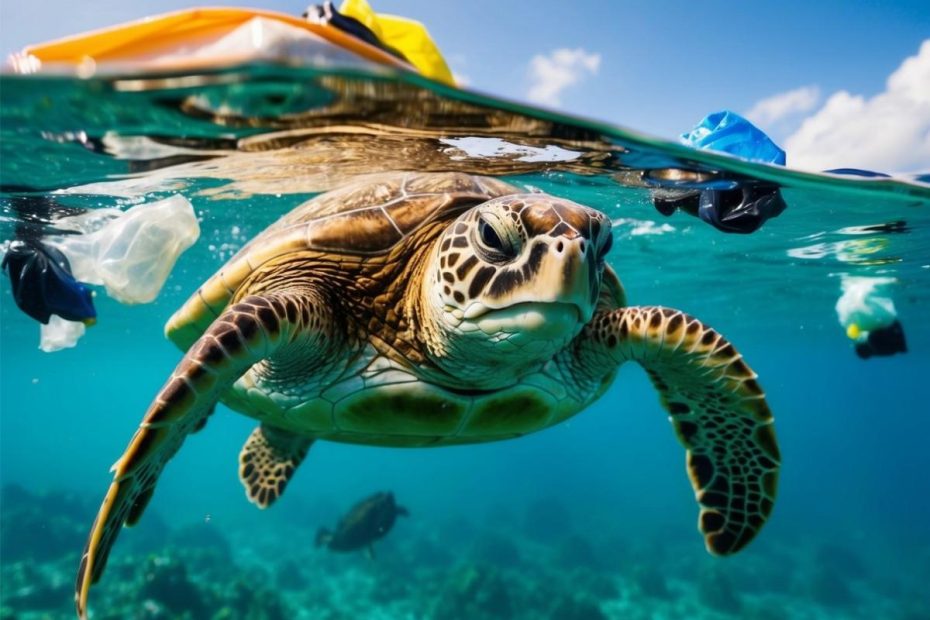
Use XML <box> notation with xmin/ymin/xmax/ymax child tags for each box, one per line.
<box><xmin>2</xmin><ymin>65</ymin><xmax>929</xmax><ymax>619</ymax></box>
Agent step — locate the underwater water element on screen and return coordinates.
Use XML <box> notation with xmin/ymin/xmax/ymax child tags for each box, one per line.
<box><xmin>1</xmin><ymin>64</ymin><xmax>929</xmax><ymax>620</ymax></box>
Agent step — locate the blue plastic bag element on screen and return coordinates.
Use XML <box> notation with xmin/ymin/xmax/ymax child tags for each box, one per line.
<box><xmin>2</xmin><ymin>240</ymin><xmax>96</xmax><ymax>324</ymax></box>
<box><xmin>681</xmin><ymin>110</ymin><xmax>786</xmax><ymax>165</ymax></box>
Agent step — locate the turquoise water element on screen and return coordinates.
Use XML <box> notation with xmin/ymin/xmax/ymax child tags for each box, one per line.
<box><xmin>2</xmin><ymin>66</ymin><xmax>930</xmax><ymax>619</ymax></box>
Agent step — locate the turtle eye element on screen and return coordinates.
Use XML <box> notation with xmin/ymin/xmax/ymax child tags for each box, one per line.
<box><xmin>476</xmin><ymin>215</ymin><xmax>517</xmax><ymax>262</ymax></box>
<box><xmin>479</xmin><ymin>218</ymin><xmax>504</xmax><ymax>251</ymax></box>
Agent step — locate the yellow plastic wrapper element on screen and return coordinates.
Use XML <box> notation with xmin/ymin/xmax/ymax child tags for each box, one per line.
<box><xmin>338</xmin><ymin>0</ymin><xmax>455</xmax><ymax>85</ymax></box>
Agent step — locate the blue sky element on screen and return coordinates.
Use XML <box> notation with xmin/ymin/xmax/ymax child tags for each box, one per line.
<box><xmin>2</xmin><ymin>0</ymin><xmax>929</xmax><ymax>171</ymax></box>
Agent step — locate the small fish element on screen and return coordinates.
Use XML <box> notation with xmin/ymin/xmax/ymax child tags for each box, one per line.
<box><xmin>316</xmin><ymin>492</ymin><xmax>409</xmax><ymax>558</ymax></box>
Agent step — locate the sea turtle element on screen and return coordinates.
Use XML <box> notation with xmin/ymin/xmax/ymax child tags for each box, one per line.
<box><xmin>316</xmin><ymin>491</ymin><xmax>409</xmax><ymax>557</ymax></box>
<box><xmin>75</xmin><ymin>171</ymin><xmax>780</xmax><ymax>618</ymax></box>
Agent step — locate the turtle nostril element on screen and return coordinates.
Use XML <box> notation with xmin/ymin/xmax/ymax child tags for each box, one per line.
<box><xmin>579</xmin><ymin>241</ymin><xmax>586</xmax><ymax>254</ymax></box>
<box><xmin>555</xmin><ymin>240</ymin><xmax>564</xmax><ymax>253</ymax></box>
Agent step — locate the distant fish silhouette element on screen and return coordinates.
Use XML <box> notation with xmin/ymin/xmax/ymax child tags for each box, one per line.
<box><xmin>316</xmin><ymin>492</ymin><xmax>409</xmax><ymax>558</ymax></box>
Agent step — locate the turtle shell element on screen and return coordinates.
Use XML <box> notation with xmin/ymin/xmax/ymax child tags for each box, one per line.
<box><xmin>165</xmin><ymin>172</ymin><xmax>519</xmax><ymax>349</ymax></box>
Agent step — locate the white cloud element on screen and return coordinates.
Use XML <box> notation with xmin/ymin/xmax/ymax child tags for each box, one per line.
<box><xmin>784</xmin><ymin>39</ymin><xmax>930</xmax><ymax>173</ymax></box>
<box><xmin>526</xmin><ymin>48</ymin><xmax>601</xmax><ymax>107</ymax></box>
<box><xmin>746</xmin><ymin>86</ymin><xmax>820</xmax><ymax>127</ymax></box>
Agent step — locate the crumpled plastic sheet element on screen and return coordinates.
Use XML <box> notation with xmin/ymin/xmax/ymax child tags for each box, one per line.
<box><xmin>39</xmin><ymin>314</ymin><xmax>86</xmax><ymax>352</ymax></box>
<box><xmin>46</xmin><ymin>194</ymin><xmax>200</xmax><ymax>305</ymax></box>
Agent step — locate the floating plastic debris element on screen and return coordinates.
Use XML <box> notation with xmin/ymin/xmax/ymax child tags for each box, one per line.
<box><xmin>46</xmin><ymin>195</ymin><xmax>200</xmax><ymax>304</ymax></box>
<box><xmin>835</xmin><ymin>276</ymin><xmax>907</xmax><ymax>358</ymax></box>
<box><xmin>39</xmin><ymin>315</ymin><xmax>86</xmax><ymax>352</ymax></box>
<box><xmin>2</xmin><ymin>239</ymin><xmax>96</xmax><ymax>324</ymax></box>
<box><xmin>680</xmin><ymin>110</ymin><xmax>786</xmax><ymax>165</ymax></box>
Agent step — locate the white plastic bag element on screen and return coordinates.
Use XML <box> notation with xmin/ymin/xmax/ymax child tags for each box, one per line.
<box><xmin>47</xmin><ymin>195</ymin><xmax>200</xmax><ymax>304</ymax></box>
<box><xmin>39</xmin><ymin>315</ymin><xmax>86</xmax><ymax>352</ymax></box>
<box><xmin>835</xmin><ymin>276</ymin><xmax>898</xmax><ymax>339</ymax></box>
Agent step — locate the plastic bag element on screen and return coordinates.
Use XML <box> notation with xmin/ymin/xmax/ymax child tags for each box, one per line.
<box><xmin>1</xmin><ymin>239</ymin><xmax>96</xmax><ymax>324</ymax></box>
<box><xmin>46</xmin><ymin>195</ymin><xmax>200</xmax><ymax>304</ymax></box>
<box><xmin>835</xmin><ymin>276</ymin><xmax>907</xmax><ymax>358</ymax></box>
<box><xmin>39</xmin><ymin>315</ymin><xmax>86</xmax><ymax>352</ymax></box>
<box><xmin>697</xmin><ymin>182</ymin><xmax>788</xmax><ymax>234</ymax></box>
<box><xmin>681</xmin><ymin>110</ymin><xmax>786</xmax><ymax>165</ymax></box>
<box><xmin>651</xmin><ymin>111</ymin><xmax>788</xmax><ymax>233</ymax></box>
<box><xmin>835</xmin><ymin>276</ymin><xmax>897</xmax><ymax>337</ymax></box>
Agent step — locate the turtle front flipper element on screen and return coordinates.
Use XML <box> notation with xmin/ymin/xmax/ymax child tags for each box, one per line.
<box><xmin>239</xmin><ymin>424</ymin><xmax>313</xmax><ymax>508</ymax></box>
<box><xmin>576</xmin><ymin>306</ymin><xmax>780</xmax><ymax>555</ymax></box>
<box><xmin>76</xmin><ymin>293</ymin><xmax>329</xmax><ymax>619</ymax></box>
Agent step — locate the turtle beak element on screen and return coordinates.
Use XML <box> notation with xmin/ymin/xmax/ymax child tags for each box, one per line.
<box><xmin>541</xmin><ymin>235</ymin><xmax>598</xmax><ymax>321</ymax></box>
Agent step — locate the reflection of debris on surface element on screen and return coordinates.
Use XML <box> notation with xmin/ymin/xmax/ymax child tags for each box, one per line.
<box><xmin>69</xmin><ymin>125</ymin><xmax>620</xmax><ymax>200</ymax></box>
<box><xmin>789</xmin><ymin>220</ymin><xmax>910</xmax><ymax>267</ymax></box>
<box><xmin>439</xmin><ymin>137</ymin><xmax>583</xmax><ymax>163</ymax></box>
<box><xmin>612</xmin><ymin>218</ymin><xmax>676</xmax><ymax>236</ymax></box>
<box><xmin>788</xmin><ymin>238</ymin><xmax>899</xmax><ymax>266</ymax></box>
<box><xmin>53</xmin><ymin>74</ymin><xmax>633</xmax><ymax>199</ymax></box>
<box><xmin>836</xmin><ymin>220</ymin><xmax>909</xmax><ymax>235</ymax></box>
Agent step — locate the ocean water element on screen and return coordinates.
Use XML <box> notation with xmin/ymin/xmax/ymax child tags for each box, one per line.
<box><xmin>1</xmin><ymin>66</ymin><xmax>929</xmax><ymax>620</ymax></box>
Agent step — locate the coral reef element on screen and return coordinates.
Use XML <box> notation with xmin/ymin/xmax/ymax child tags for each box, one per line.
<box><xmin>697</xmin><ymin>565</ymin><xmax>743</xmax><ymax>614</ymax></box>
<box><xmin>548</xmin><ymin>596</ymin><xmax>609</xmax><ymax>620</ymax></box>
<box><xmin>0</xmin><ymin>483</ymin><xmax>925</xmax><ymax>620</ymax></box>
<box><xmin>0</xmin><ymin>484</ymin><xmax>90</xmax><ymax>563</ymax></box>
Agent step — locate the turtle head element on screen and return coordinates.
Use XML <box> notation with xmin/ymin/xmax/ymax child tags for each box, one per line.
<box><xmin>422</xmin><ymin>194</ymin><xmax>613</xmax><ymax>381</ymax></box>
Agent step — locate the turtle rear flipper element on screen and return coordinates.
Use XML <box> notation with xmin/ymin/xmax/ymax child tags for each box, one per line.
<box><xmin>576</xmin><ymin>306</ymin><xmax>780</xmax><ymax>555</ymax></box>
<box><xmin>76</xmin><ymin>292</ymin><xmax>330</xmax><ymax>620</ymax></box>
<box><xmin>239</xmin><ymin>424</ymin><xmax>313</xmax><ymax>508</ymax></box>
